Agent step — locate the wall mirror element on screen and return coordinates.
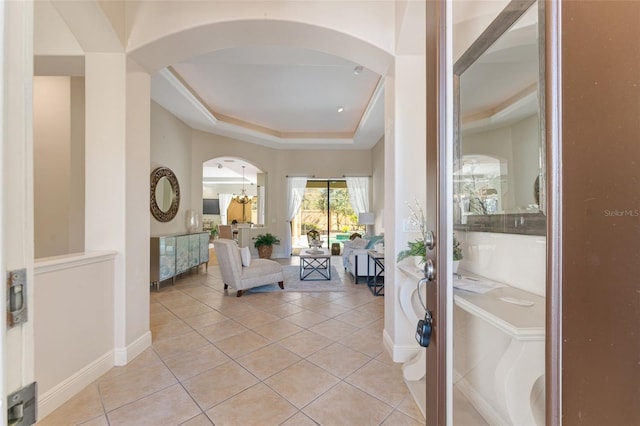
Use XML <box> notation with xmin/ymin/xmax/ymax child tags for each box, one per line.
<box><xmin>150</xmin><ymin>166</ymin><xmax>180</xmax><ymax>222</ymax></box>
<box><xmin>454</xmin><ymin>0</ymin><xmax>545</xmax><ymax>235</ymax></box>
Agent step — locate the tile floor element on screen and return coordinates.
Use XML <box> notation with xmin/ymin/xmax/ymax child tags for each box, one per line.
<box><xmin>38</xmin><ymin>257</ymin><xmax>426</xmax><ymax>426</ymax></box>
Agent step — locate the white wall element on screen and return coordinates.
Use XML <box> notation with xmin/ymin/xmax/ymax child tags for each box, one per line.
<box><xmin>33</xmin><ymin>76</ymin><xmax>85</xmax><ymax>258</ymax></box>
<box><xmin>34</xmin><ymin>77</ymin><xmax>72</xmax><ymax>258</ymax></box>
<box><xmin>372</xmin><ymin>136</ymin><xmax>385</xmax><ymax>234</ymax></box>
<box><xmin>150</xmin><ymin>102</ymin><xmax>193</xmax><ymax>235</ymax></box>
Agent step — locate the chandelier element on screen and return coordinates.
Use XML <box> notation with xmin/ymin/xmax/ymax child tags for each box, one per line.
<box><xmin>233</xmin><ymin>165</ymin><xmax>251</xmax><ymax>205</ymax></box>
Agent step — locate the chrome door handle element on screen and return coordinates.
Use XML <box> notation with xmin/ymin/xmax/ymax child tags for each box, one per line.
<box><xmin>424</xmin><ymin>259</ymin><xmax>435</xmax><ymax>281</ymax></box>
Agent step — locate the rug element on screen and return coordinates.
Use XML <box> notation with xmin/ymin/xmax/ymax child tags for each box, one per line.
<box><xmin>250</xmin><ymin>265</ymin><xmax>345</xmax><ymax>293</ymax></box>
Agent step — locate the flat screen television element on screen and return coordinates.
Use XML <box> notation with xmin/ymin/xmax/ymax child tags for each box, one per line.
<box><xmin>203</xmin><ymin>198</ymin><xmax>220</xmax><ymax>215</ymax></box>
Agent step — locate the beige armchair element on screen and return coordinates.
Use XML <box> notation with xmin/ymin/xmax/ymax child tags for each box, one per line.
<box><xmin>213</xmin><ymin>239</ymin><xmax>284</xmax><ymax>297</ymax></box>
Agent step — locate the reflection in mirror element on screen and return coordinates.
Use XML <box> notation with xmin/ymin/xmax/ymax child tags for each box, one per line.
<box><xmin>454</xmin><ymin>0</ymin><xmax>545</xmax><ymax>235</ymax></box>
<box><xmin>150</xmin><ymin>167</ymin><xmax>180</xmax><ymax>222</ymax></box>
<box><xmin>155</xmin><ymin>176</ymin><xmax>174</xmax><ymax>212</ymax></box>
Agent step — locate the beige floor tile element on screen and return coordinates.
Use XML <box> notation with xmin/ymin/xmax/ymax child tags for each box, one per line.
<box><xmin>264</xmin><ymin>360</ymin><xmax>339</xmax><ymax>408</ymax></box>
<box><xmin>152</xmin><ymin>330</ymin><xmax>210</xmax><ymax>359</ymax></box>
<box><xmin>284</xmin><ymin>310</ymin><xmax>331</xmax><ymax>329</ymax></box>
<box><xmin>196</xmin><ymin>319</ymin><xmax>247</xmax><ymax>343</ymax></box>
<box><xmin>182</xmin><ymin>309</ymin><xmax>227</xmax><ymax>329</ymax></box>
<box><xmin>381</xmin><ymin>410</ymin><xmax>425</xmax><ymax>425</ymax></box>
<box><xmin>182</xmin><ymin>361</ymin><xmax>258</xmax><ymax>410</ymax></box>
<box><xmin>213</xmin><ymin>329</ymin><xmax>271</xmax><ymax>358</ymax></box>
<box><xmin>213</xmin><ymin>302</ymin><xmax>263</xmax><ymax>319</ymax></box>
<box><xmin>155</xmin><ymin>291</ymin><xmax>197</xmax><ymax>309</ymax></box>
<box><xmin>263</xmin><ymin>302</ymin><xmax>307</xmax><ymax>318</ymax></box>
<box><xmin>278</xmin><ymin>330</ymin><xmax>333</xmax><ymax>358</ymax></box>
<box><xmin>307</xmin><ymin>342</ymin><xmax>372</xmax><ymax>379</ymax></box>
<box><xmin>163</xmin><ymin>344</ymin><xmax>231</xmax><ymax>381</ymax></box>
<box><xmin>97</xmin><ymin>347</ymin><xmax>164</xmax><ymax>381</ymax></box>
<box><xmin>151</xmin><ymin>319</ymin><xmax>193</xmax><ymax>342</ymax></box>
<box><xmin>179</xmin><ymin>286</ymin><xmax>217</xmax><ymax>298</ymax></box>
<box><xmin>150</xmin><ymin>301</ymin><xmax>169</xmax><ymax>315</ymax></box>
<box><xmin>304</xmin><ymin>301</ymin><xmax>352</xmax><ymax>317</ymax></box>
<box><xmin>236</xmin><ymin>343</ymin><xmax>302</xmax><ymax>380</ymax></box>
<box><xmin>206</xmin><ymin>383</ymin><xmax>298</xmax><ymax>426</ymax></box>
<box><xmin>193</xmin><ymin>292</ymin><xmax>227</xmax><ymax>307</ymax></box>
<box><xmin>98</xmin><ymin>362</ymin><xmax>177</xmax><ymax>412</ymax></box>
<box><xmin>234</xmin><ymin>309</ymin><xmax>281</xmax><ymax>328</ymax></box>
<box><xmin>356</xmin><ymin>300</ymin><xmax>385</xmax><ymax>317</ymax></box>
<box><xmin>38</xmin><ymin>384</ymin><xmax>104</xmax><ymax>426</ymax></box>
<box><xmin>309</xmin><ymin>318</ymin><xmax>359</xmax><ymax>341</ymax></box>
<box><xmin>179</xmin><ymin>413</ymin><xmax>214</xmax><ymax>425</ymax></box>
<box><xmin>303</xmin><ymin>381</ymin><xmax>394</xmax><ymax>425</ymax></box>
<box><xmin>169</xmin><ymin>301</ymin><xmax>215</xmax><ymax>318</ymax></box>
<box><xmin>106</xmin><ymin>384</ymin><xmax>201</xmax><ymax>426</ymax></box>
<box><xmin>253</xmin><ymin>318</ymin><xmax>304</xmax><ymax>341</ymax></box>
<box><xmin>397</xmin><ymin>394</ymin><xmax>426</xmax><ymax>422</ymax></box>
<box><xmin>453</xmin><ymin>386</ymin><xmax>489</xmax><ymax>426</ymax></box>
<box><xmin>338</xmin><ymin>327</ymin><xmax>384</xmax><ymax>357</ymax></box>
<box><xmin>78</xmin><ymin>415</ymin><xmax>109</xmax><ymax>426</ymax></box>
<box><xmin>334</xmin><ymin>309</ymin><xmax>380</xmax><ymax>328</ymax></box>
<box><xmin>280</xmin><ymin>411</ymin><xmax>319</xmax><ymax>426</ymax></box>
<box><xmin>331</xmin><ymin>292</ymin><xmax>375</xmax><ymax>309</ymax></box>
<box><xmin>345</xmin><ymin>359</ymin><xmax>411</xmax><ymax>407</ymax></box>
<box><xmin>150</xmin><ymin>309</ymin><xmax>179</xmax><ymax>327</ymax></box>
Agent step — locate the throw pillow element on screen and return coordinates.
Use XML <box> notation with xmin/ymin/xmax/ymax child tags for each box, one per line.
<box><xmin>240</xmin><ymin>246</ymin><xmax>251</xmax><ymax>267</ymax></box>
<box><xmin>365</xmin><ymin>235</ymin><xmax>384</xmax><ymax>249</ymax></box>
<box><xmin>349</xmin><ymin>237</ymin><xmax>369</xmax><ymax>249</ymax></box>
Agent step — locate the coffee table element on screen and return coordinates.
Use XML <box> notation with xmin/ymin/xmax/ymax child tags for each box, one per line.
<box><xmin>299</xmin><ymin>248</ymin><xmax>331</xmax><ymax>280</ymax></box>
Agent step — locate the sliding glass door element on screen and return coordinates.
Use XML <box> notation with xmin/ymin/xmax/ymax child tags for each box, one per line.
<box><xmin>291</xmin><ymin>180</ymin><xmax>360</xmax><ymax>254</ymax></box>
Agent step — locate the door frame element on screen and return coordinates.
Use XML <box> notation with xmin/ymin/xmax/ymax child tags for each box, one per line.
<box><xmin>425</xmin><ymin>0</ymin><xmax>451</xmax><ymax>423</ymax></box>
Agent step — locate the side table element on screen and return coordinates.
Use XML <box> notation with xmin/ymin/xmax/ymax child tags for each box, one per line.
<box><xmin>366</xmin><ymin>250</ymin><xmax>385</xmax><ymax>296</ymax></box>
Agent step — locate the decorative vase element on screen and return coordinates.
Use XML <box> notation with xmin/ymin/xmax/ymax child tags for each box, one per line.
<box><xmin>452</xmin><ymin>260</ymin><xmax>460</xmax><ymax>274</ymax></box>
<box><xmin>257</xmin><ymin>245</ymin><xmax>273</xmax><ymax>259</ymax></box>
<box><xmin>186</xmin><ymin>209</ymin><xmax>201</xmax><ymax>233</ymax></box>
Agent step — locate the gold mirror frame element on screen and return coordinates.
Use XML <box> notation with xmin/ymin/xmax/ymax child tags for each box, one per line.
<box><xmin>150</xmin><ymin>167</ymin><xmax>180</xmax><ymax>222</ymax></box>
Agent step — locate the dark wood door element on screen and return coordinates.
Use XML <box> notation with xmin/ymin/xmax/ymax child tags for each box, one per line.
<box><xmin>548</xmin><ymin>1</ymin><xmax>640</xmax><ymax>424</ymax></box>
<box><xmin>425</xmin><ymin>0</ymin><xmax>448</xmax><ymax>424</ymax></box>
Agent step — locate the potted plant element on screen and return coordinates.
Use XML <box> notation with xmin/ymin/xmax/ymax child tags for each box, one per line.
<box><xmin>253</xmin><ymin>233</ymin><xmax>281</xmax><ymax>259</ymax></box>
<box><xmin>453</xmin><ymin>234</ymin><xmax>463</xmax><ymax>273</ymax></box>
<box><xmin>397</xmin><ymin>239</ymin><xmax>427</xmax><ymax>266</ymax></box>
<box><xmin>210</xmin><ymin>228</ymin><xmax>219</xmax><ymax>241</ymax></box>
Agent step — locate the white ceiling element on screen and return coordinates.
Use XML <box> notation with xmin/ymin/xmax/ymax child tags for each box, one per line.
<box><xmin>151</xmin><ymin>44</ymin><xmax>385</xmax><ymax>152</ymax></box>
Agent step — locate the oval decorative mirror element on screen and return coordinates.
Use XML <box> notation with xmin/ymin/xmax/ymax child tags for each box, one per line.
<box><xmin>150</xmin><ymin>167</ymin><xmax>180</xmax><ymax>222</ymax></box>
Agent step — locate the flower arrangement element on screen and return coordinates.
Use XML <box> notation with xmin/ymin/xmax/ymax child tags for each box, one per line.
<box><xmin>397</xmin><ymin>199</ymin><xmax>428</xmax><ymax>264</ymax></box>
<box><xmin>396</xmin><ymin>200</ymin><xmax>464</xmax><ymax>264</ymax></box>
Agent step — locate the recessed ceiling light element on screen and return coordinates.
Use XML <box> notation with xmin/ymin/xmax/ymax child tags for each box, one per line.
<box><xmin>353</xmin><ymin>65</ymin><xmax>363</xmax><ymax>75</ymax></box>
<box><xmin>337</xmin><ymin>106</ymin><xmax>344</xmax><ymax>113</ymax></box>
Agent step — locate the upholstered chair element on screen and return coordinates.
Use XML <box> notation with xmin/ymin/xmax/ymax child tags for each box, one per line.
<box><xmin>213</xmin><ymin>239</ymin><xmax>284</xmax><ymax>297</ymax></box>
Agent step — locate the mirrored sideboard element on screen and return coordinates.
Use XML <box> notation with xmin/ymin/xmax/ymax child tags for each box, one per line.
<box><xmin>150</xmin><ymin>231</ymin><xmax>209</xmax><ymax>291</ymax></box>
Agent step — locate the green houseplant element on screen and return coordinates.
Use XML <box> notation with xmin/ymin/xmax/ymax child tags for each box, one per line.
<box><xmin>253</xmin><ymin>233</ymin><xmax>281</xmax><ymax>259</ymax></box>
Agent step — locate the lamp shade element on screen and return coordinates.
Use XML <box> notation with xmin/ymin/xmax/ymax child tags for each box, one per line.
<box><xmin>358</xmin><ymin>212</ymin><xmax>374</xmax><ymax>225</ymax></box>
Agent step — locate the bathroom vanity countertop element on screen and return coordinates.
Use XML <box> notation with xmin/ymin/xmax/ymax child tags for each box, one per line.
<box><xmin>454</xmin><ymin>271</ymin><xmax>545</xmax><ymax>341</ymax></box>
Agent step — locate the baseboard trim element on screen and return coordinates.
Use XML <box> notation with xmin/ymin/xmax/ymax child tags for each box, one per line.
<box><xmin>382</xmin><ymin>328</ymin><xmax>419</xmax><ymax>363</ymax></box>
<box><xmin>38</xmin><ymin>351</ymin><xmax>114</xmax><ymax>420</ymax></box>
<box><xmin>114</xmin><ymin>331</ymin><xmax>152</xmax><ymax>366</ymax></box>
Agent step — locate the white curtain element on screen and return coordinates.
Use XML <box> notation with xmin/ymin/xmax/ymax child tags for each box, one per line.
<box><xmin>346</xmin><ymin>177</ymin><xmax>369</xmax><ymax>214</ymax></box>
<box><xmin>219</xmin><ymin>193</ymin><xmax>233</xmax><ymax>225</ymax></box>
<box><xmin>284</xmin><ymin>177</ymin><xmax>308</xmax><ymax>256</ymax></box>
<box><xmin>258</xmin><ymin>186</ymin><xmax>265</xmax><ymax>225</ymax></box>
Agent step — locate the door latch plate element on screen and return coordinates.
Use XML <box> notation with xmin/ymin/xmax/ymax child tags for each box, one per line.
<box><xmin>7</xmin><ymin>268</ymin><xmax>28</xmax><ymax>328</ymax></box>
<box><xmin>8</xmin><ymin>382</ymin><xmax>37</xmax><ymax>426</ymax></box>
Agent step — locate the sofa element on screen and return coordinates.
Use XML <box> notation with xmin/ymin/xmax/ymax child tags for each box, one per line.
<box><xmin>342</xmin><ymin>234</ymin><xmax>384</xmax><ymax>283</ymax></box>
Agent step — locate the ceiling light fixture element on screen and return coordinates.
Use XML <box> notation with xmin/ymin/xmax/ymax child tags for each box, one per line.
<box><xmin>353</xmin><ymin>65</ymin><xmax>363</xmax><ymax>75</ymax></box>
<box><xmin>233</xmin><ymin>166</ymin><xmax>251</xmax><ymax>205</ymax></box>
<box><xmin>337</xmin><ymin>106</ymin><xmax>344</xmax><ymax>113</ymax></box>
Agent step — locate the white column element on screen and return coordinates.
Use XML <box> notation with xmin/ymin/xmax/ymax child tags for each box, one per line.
<box><xmin>85</xmin><ymin>53</ymin><xmax>151</xmax><ymax>364</ymax></box>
